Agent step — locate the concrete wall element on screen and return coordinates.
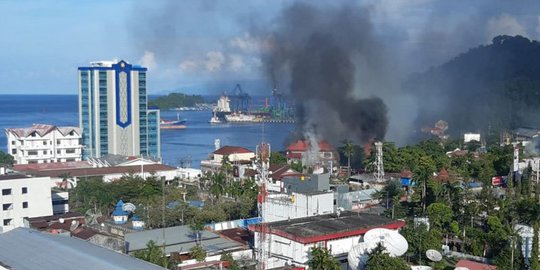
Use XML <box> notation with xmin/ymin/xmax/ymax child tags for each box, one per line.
<box><xmin>0</xmin><ymin>176</ymin><xmax>53</xmax><ymax>232</ymax></box>
<box><xmin>263</xmin><ymin>192</ymin><xmax>334</xmax><ymax>223</ymax></box>
<box><xmin>283</xmin><ymin>173</ymin><xmax>330</xmax><ymax>194</ymax></box>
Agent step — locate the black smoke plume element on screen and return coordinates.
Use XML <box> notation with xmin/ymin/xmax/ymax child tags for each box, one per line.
<box><xmin>257</xmin><ymin>2</ymin><xmax>388</xmax><ymax>145</ymax></box>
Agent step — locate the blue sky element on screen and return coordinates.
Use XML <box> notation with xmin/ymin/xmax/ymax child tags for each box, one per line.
<box><xmin>1</xmin><ymin>0</ymin><xmax>540</xmax><ymax>95</ymax></box>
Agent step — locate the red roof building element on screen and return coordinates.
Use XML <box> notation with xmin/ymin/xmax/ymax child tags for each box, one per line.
<box><xmin>250</xmin><ymin>212</ymin><xmax>405</xmax><ymax>269</ymax></box>
<box><xmin>455</xmin><ymin>260</ymin><xmax>497</xmax><ymax>270</ymax></box>
<box><xmin>213</xmin><ymin>146</ymin><xmax>253</xmax><ymax>155</ymax></box>
<box><xmin>287</xmin><ymin>140</ymin><xmax>334</xmax><ymax>152</ymax></box>
<box><xmin>286</xmin><ymin>140</ymin><xmax>338</xmax><ymax>170</ymax></box>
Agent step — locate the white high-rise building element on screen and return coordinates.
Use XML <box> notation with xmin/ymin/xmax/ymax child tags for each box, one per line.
<box><xmin>78</xmin><ymin>60</ymin><xmax>160</xmax><ymax>159</ymax></box>
<box><xmin>5</xmin><ymin>124</ymin><xmax>83</xmax><ymax>165</ymax></box>
<box><xmin>0</xmin><ymin>173</ymin><xmax>53</xmax><ymax>233</ymax></box>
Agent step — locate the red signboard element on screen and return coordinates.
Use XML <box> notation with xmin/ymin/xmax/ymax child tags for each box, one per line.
<box><xmin>492</xmin><ymin>176</ymin><xmax>502</xmax><ymax>186</ymax></box>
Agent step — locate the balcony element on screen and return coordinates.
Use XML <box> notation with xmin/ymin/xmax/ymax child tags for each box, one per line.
<box><xmin>20</xmin><ymin>144</ymin><xmax>50</xmax><ymax>150</ymax></box>
<box><xmin>56</xmin><ymin>144</ymin><xmax>83</xmax><ymax>149</ymax></box>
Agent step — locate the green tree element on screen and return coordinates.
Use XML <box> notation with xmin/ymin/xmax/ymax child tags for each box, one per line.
<box><xmin>532</xmin><ymin>221</ymin><xmax>540</xmax><ymax>270</ymax></box>
<box><xmin>365</xmin><ymin>243</ymin><xmax>409</xmax><ymax>270</ymax></box>
<box><xmin>269</xmin><ymin>151</ymin><xmax>287</xmax><ymax>165</ymax></box>
<box><xmin>308</xmin><ymin>247</ymin><xmax>340</xmax><ymax>270</ymax></box>
<box><xmin>0</xmin><ymin>150</ymin><xmax>14</xmax><ymax>166</ymax></box>
<box><xmin>190</xmin><ymin>219</ymin><xmax>205</xmax><ymax>244</ymax></box>
<box><xmin>209</xmin><ymin>172</ymin><xmax>226</xmax><ymax>203</ymax></box>
<box><xmin>189</xmin><ymin>244</ymin><xmax>207</xmax><ymax>262</ymax></box>
<box><xmin>414</xmin><ymin>155</ymin><xmax>436</xmax><ymax>213</ymax></box>
<box><xmin>220</xmin><ymin>252</ymin><xmax>239</xmax><ymax>270</ymax></box>
<box><xmin>427</xmin><ymin>203</ymin><xmax>453</xmax><ymax>230</ymax></box>
<box><xmin>401</xmin><ymin>223</ymin><xmax>441</xmax><ymax>264</ymax></box>
<box><xmin>343</xmin><ymin>140</ymin><xmax>355</xmax><ymax>178</ymax></box>
<box><xmin>133</xmin><ymin>240</ymin><xmax>170</xmax><ymax>268</ymax></box>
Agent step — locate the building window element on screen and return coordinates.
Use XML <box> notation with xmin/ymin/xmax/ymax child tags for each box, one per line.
<box><xmin>43</xmin><ymin>141</ymin><xmax>47</xmax><ymax>145</ymax></box>
<box><xmin>28</xmin><ymin>151</ymin><xmax>37</xmax><ymax>156</ymax></box>
<box><xmin>2</xmin><ymin>189</ymin><xmax>11</xmax><ymax>196</ymax></box>
<box><xmin>57</xmin><ymin>139</ymin><xmax>61</xmax><ymax>145</ymax></box>
<box><xmin>66</xmin><ymin>149</ymin><xmax>76</xmax><ymax>154</ymax></box>
<box><xmin>22</xmin><ymin>202</ymin><xmax>28</xmax><ymax>209</ymax></box>
<box><xmin>3</xmin><ymin>219</ymin><xmax>12</xmax><ymax>226</ymax></box>
<box><xmin>11</xmin><ymin>141</ymin><xmax>15</xmax><ymax>145</ymax></box>
<box><xmin>22</xmin><ymin>187</ymin><xmax>27</xmax><ymax>194</ymax></box>
<box><xmin>2</xmin><ymin>204</ymin><xmax>12</xmax><ymax>211</ymax></box>
<box><xmin>11</xmin><ymin>149</ymin><xmax>16</xmax><ymax>155</ymax></box>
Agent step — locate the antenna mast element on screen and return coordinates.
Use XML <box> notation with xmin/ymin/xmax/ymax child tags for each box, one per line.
<box><xmin>256</xmin><ymin>129</ymin><xmax>270</xmax><ymax>269</ymax></box>
<box><xmin>374</xmin><ymin>141</ymin><xmax>385</xmax><ymax>182</ymax></box>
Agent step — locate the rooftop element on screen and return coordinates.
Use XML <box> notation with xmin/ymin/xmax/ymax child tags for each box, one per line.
<box><xmin>27</xmin><ymin>164</ymin><xmax>176</xmax><ymax>178</ymax></box>
<box><xmin>455</xmin><ymin>259</ymin><xmax>497</xmax><ymax>270</ymax></box>
<box><xmin>0</xmin><ymin>173</ymin><xmax>30</xmax><ymax>181</ymax></box>
<box><xmin>6</xmin><ymin>124</ymin><xmax>81</xmax><ymax>138</ymax></box>
<box><xmin>14</xmin><ymin>161</ymin><xmax>92</xmax><ymax>172</ymax></box>
<box><xmin>125</xmin><ymin>225</ymin><xmax>246</xmax><ymax>255</ymax></box>
<box><xmin>251</xmin><ymin>211</ymin><xmax>405</xmax><ymax>244</ymax></box>
<box><xmin>213</xmin><ymin>146</ymin><xmax>253</xmax><ymax>155</ymax></box>
<box><xmin>287</xmin><ymin>140</ymin><xmax>334</xmax><ymax>152</ymax></box>
<box><xmin>0</xmin><ymin>228</ymin><xmax>165</xmax><ymax>270</ymax></box>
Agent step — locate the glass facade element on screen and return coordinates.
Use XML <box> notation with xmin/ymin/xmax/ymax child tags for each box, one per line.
<box><xmin>80</xmin><ymin>71</ymin><xmax>90</xmax><ymax>159</ymax></box>
<box><xmin>147</xmin><ymin>109</ymin><xmax>160</xmax><ymax>158</ymax></box>
<box><xmin>139</xmin><ymin>72</ymin><xmax>148</xmax><ymax>155</ymax></box>
<box><xmin>98</xmin><ymin>71</ymin><xmax>108</xmax><ymax>155</ymax></box>
<box><xmin>78</xmin><ymin>60</ymin><xmax>159</xmax><ymax>159</ymax></box>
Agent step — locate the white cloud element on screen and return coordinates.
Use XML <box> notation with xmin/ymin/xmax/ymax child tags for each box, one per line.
<box><xmin>139</xmin><ymin>50</ymin><xmax>157</xmax><ymax>70</ymax></box>
<box><xmin>229</xmin><ymin>54</ymin><xmax>245</xmax><ymax>71</ymax></box>
<box><xmin>229</xmin><ymin>32</ymin><xmax>259</xmax><ymax>52</ymax></box>
<box><xmin>487</xmin><ymin>13</ymin><xmax>528</xmax><ymax>40</ymax></box>
<box><xmin>179</xmin><ymin>60</ymin><xmax>198</xmax><ymax>72</ymax></box>
<box><xmin>205</xmin><ymin>51</ymin><xmax>225</xmax><ymax>71</ymax></box>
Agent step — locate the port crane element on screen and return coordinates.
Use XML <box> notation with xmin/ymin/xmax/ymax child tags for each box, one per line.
<box><xmin>230</xmin><ymin>83</ymin><xmax>251</xmax><ymax>112</ymax></box>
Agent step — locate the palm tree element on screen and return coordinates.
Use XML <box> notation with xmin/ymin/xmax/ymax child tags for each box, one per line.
<box><xmin>209</xmin><ymin>172</ymin><xmax>226</xmax><ymax>203</ymax></box>
<box><xmin>59</xmin><ymin>173</ymin><xmax>73</xmax><ymax>190</ymax></box>
<box><xmin>343</xmin><ymin>140</ymin><xmax>355</xmax><ymax>179</ymax></box>
<box><xmin>308</xmin><ymin>247</ymin><xmax>340</xmax><ymax>270</ymax></box>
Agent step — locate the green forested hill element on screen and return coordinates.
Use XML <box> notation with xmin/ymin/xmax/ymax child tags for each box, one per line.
<box><xmin>405</xmin><ymin>35</ymin><xmax>540</xmax><ymax>138</ymax></box>
<box><xmin>149</xmin><ymin>93</ymin><xmax>206</xmax><ymax>110</ymax></box>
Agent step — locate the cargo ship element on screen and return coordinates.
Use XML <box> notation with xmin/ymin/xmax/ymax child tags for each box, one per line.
<box><xmin>225</xmin><ymin>113</ymin><xmax>258</xmax><ymax>123</ymax></box>
<box><xmin>160</xmin><ymin>114</ymin><xmax>187</xmax><ymax>129</ymax></box>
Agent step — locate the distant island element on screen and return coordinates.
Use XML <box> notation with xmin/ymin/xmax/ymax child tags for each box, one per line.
<box><xmin>149</xmin><ymin>93</ymin><xmax>208</xmax><ymax>110</ymax></box>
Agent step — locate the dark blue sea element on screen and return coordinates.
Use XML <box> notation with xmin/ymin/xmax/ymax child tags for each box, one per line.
<box><xmin>0</xmin><ymin>95</ymin><xmax>295</xmax><ymax>168</ymax></box>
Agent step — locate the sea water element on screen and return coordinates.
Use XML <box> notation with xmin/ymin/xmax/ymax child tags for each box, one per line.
<box><xmin>0</xmin><ymin>95</ymin><xmax>295</xmax><ymax>168</ymax></box>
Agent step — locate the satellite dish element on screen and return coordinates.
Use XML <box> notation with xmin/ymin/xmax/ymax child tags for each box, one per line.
<box><xmin>348</xmin><ymin>228</ymin><xmax>409</xmax><ymax>270</ymax></box>
<box><xmin>70</xmin><ymin>220</ymin><xmax>80</xmax><ymax>231</ymax></box>
<box><xmin>363</xmin><ymin>228</ymin><xmax>408</xmax><ymax>257</ymax></box>
<box><xmin>347</xmin><ymin>243</ymin><xmax>371</xmax><ymax>270</ymax></box>
<box><xmin>426</xmin><ymin>249</ymin><xmax>442</xmax><ymax>262</ymax></box>
<box><xmin>122</xmin><ymin>202</ymin><xmax>137</xmax><ymax>213</ymax></box>
<box><xmin>85</xmin><ymin>209</ymin><xmax>102</xmax><ymax>225</ymax></box>
<box><xmin>410</xmin><ymin>266</ymin><xmax>433</xmax><ymax>270</ymax></box>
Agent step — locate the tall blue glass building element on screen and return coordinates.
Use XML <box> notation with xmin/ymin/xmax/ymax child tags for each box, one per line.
<box><xmin>78</xmin><ymin>60</ymin><xmax>160</xmax><ymax>159</ymax></box>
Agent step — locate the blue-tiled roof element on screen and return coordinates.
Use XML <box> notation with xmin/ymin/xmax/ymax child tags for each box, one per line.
<box><xmin>112</xmin><ymin>200</ymin><xmax>128</xmax><ymax>216</ymax></box>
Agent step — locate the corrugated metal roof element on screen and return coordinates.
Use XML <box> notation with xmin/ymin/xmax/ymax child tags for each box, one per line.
<box><xmin>0</xmin><ymin>228</ymin><xmax>166</xmax><ymax>270</ymax></box>
<box><xmin>125</xmin><ymin>225</ymin><xmax>245</xmax><ymax>255</ymax></box>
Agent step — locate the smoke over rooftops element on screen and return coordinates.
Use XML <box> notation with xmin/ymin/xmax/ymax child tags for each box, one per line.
<box><xmin>255</xmin><ymin>2</ymin><xmax>388</xmax><ymax>145</ymax></box>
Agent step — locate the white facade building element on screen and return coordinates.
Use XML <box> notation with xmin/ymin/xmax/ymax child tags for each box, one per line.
<box><xmin>464</xmin><ymin>133</ymin><xmax>481</xmax><ymax>143</ymax></box>
<box><xmin>5</xmin><ymin>124</ymin><xmax>82</xmax><ymax>165</ymax></box>
<box><xmin>0</xmin><ymin>174</ymin><xmax>53</xmax><ymax>233</ymax></box>
<box><xmin>262</xmin><ymin>192</ymin><xmax>334</xmax><ymax>223</ymax></box>
<box><xmin>251</xmin><ymin>212</ymin><xmax>406</xmax><ymax>269</ymax></box>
